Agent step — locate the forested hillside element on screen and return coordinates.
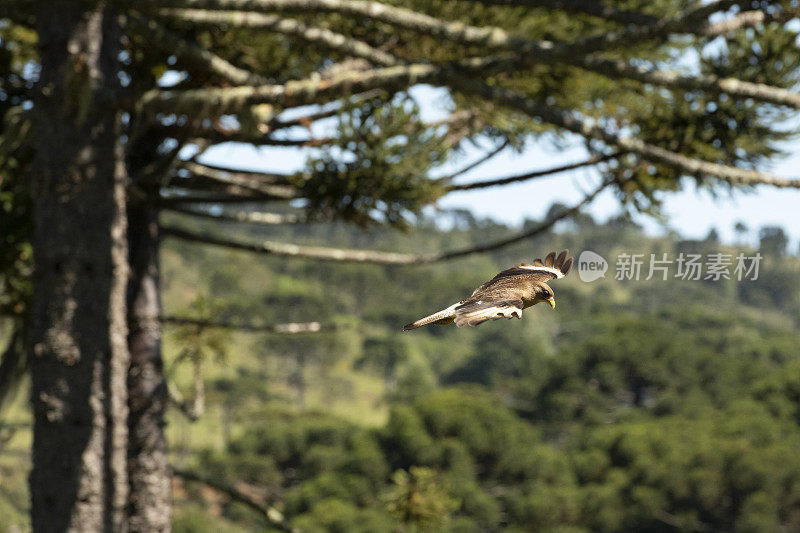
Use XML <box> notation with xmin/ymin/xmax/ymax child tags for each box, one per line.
<box><xmin>2</xmin><ymin>207</ymin><xmax>800</xmax><ymax>532</ymax></box>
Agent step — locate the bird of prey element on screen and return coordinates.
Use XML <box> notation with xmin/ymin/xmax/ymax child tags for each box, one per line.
<box><xmin>403</xmin><ymin>250</ymin><xmax>573</xmax><ymax>330</ymax></box>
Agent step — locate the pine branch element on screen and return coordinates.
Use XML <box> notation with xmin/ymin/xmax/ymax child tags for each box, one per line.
<box><xmin>143</xmin><ymin>56</ymin><xmax>800</xmax><ymax>187</ymax></box>
<box><xmin>166</xmin><ymin>103</ymin><xmax>478</xmax><ymax>149</ymax></box>
<box><xmin>433</xmin><ymin>176</ymin><xmax>614</xmax><ymax>260</ymax></box>
<box><xmin>166</xmin><ymin>206</ymin><xmax>302</xmax><ymax>224</ymax></box>
<box><xmin>166</xmin><ymin>381</ymin><xmax>202</xmax><ymax>421</ymax></box>
<box><xmin>182</xmin><ymin>161</ymin><xmax>293</xmax><ymax>187</ymax></box>
<box><xmin>157</xmin><ymin>8</ymin><xmax>398</xmax><ymax>66</ymax></box>
<box><xmin>139</xmin><ymin>1</ymin><xmax>798</xmax><ymax>191</ymax></box>
<box><xmin>149</xmin><ymin>0</ymin><xmax>750</xmax><ymax>59</ymax></box>
<box><xmin>186</xmin><ymin>130</ymin><xmax>334</xmax><ymax>146</ymax></box>
<box><xmin>137</xmin><ymin>61</ymin><xmax>447</xmax><ymax>116</ymax></box>
<box><xmin>170</xmin><ymin>467</ymin><xmax>293</xmax><ymax>532</ymax></box>
<box><xmin>439</xmin><ymin>139</ymin><xmax>509</xmax><ymax>181</ymax></box>
<box><xmin>448</xmin><ymin>153</ymin><xmax>618</xmax><ymax>191</ymax></box>
<box><xmin>579</xmin><ymin>56</ymin><xmax>800</xmax><ymax>110</ymax></box>
<box><xmin>159</xmin><ymin>177</ymin><xmax>612</xmax><ymax>264</ymax></box>
<box><xmin>167</xmin><ymin>171</ymin><xmax>298</xmax><ymax>199</ymax></box>
<box><xmin>179</xmin><ymin>161</ymin><xmax>291</xmax><ymax>182</ymax></box>
<box><xmin>699</xmin><ymin>8</ymin><xmax>800</xmax><ymax>37</ymax></box>
<box><xmin>127</xmin><ymin>13</ymin><xmax>265</xmax><ymax>85</ymax></box>
<box><xmin>168</xmin><ymin>162</ymin><xmax>297</xmax><ymax>201</ymax></box>
<box><xmin>162</xmin><ymin>315</ymin><xmax>335</xmax><ymax>333</ymax></box>
<box><xmin>140</xmin><ymin>14</ymin><xmax>800</xmax><ymax>119</ymax></box>
<box><xmin>151</xmin><ymin>0</ymin><xmax>525</xmax><ymax>49</ymax></box>
<box><xmin>461</xmin><ymin>0</ymin><xmax>659</xmax><ymax>26</ymax></box>
<box><xmin>455</xmin><ymin>78</ymin><xmax>800</xmax><ymax>188</ymax></box>
<box><xmin>159</xmin><ymin>124</ymin><xmax>334</xmax><ymax>146</ymax></box>
<box><xmin>159</xmin><ymin>192</ymin><xmax>293</xmax><ymax>205</ymax></box>
<box><xmin>543</xmin><ymin>0</ymin><xmax>753</xmax><ymax>56</ymax></box>
<box><xmin>161</xmin><ymin>225</ymin><xmax>422</xmax><ymax>263</ymax></box>
<box><xmin>267</xmin><ymin>105</ymin><xmax>344</xmax><ymax>130</ymax></box>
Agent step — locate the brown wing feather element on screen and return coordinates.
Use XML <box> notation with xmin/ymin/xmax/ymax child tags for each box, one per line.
<box><xmin>554</xmin><ymin>250</ymin><xmax>568</xmax><ymax>270</ymax></box>
<box><xmin>454</xmin><ymin>298</ymin><xmax>524</xmax><ymax>327</ymax></box>
<box><xmin>544</xmin><ymin>252</ymin><xmax>556</xmax><ymax>267</ymax></box>
<box><xmin>561</xmin><ymin>257</ymin><xmax>573</xmax><ymax>275</ymax></box>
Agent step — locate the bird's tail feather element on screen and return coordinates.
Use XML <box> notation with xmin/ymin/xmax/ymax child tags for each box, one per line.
<box><xmin>403</xmin><ymin>303</ymin><xmax>459</xmax><ymax>331</ymax></box>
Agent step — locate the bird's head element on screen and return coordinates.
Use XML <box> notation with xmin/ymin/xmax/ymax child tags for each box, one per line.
<box><xmin>533</xmin><ymin>283</ymin><xmax>556</xmax><ymax>309</ymax></box>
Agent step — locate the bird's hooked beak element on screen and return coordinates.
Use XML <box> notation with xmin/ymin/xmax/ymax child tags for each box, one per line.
<box><xmin>546</xmin><ymin>296</ymin><xmax>556</xmax><ymax>309</ymax></box>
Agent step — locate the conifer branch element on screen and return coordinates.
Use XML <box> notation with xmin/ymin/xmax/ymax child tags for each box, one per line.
<box><xmin>448</xmin><ymin>153</ymin><xmax>618</xmax><ymax>191</ymax></box>
<box><xmin>159</xmin><ymin>192</ymin><xmax>292</xmax><ymax>205</ymax></box>
<box><xmin>166</xmin><ymin>382</ymin><xmax>202</xmax><ymax>422</ymax></box>
<box><xmin>166</xmin><ymin>178</ymin><xmax>267</xmax><ymax>199</ymax></box>
<box><xmin>149</xmin><ymin>0</ymin><xmax>752</xmax><ymax>58</ymax></box>
<box><xmin>157</xmin><ymin>8</ymin><xmax>399</xmax><ymax>66</ymax></box>
<box><xmin>161</xmin><ymin>225</ymin><xmax>422</xmax><ymax>263</ymax></box>
<box><xmin>455</xmin><ymin>78</ymin><xmax>800</xmax><ymax>188</ymax></box>
<box><xmin>138</xmin><ymin>61</ymin><xmax>448</xmax><ymax>116</ymax></box>
<box><xmin>433</xmin><ymin>176</ymin><xmax>614</xmax><ymax>260</ymax></box>
<box><xmin>699</xmin><ymin>8</ymin><xmax>800</xmax><ymax>37</ymax></box>
<box><xmin>143</xmin><ymin>57</ymin><xmax>800</xmax><ymax>189</ymax></box>
<box><xmin>181</xmin><ymin>161</ymin><xmax>293</xmax><ymax>187</ymax></box>
<box><xmin>267</xmin><ymin>106</ymin><xmax>344</xmax><ymax>130</ymax></box>
<box><xmin>141</xmin><ymin>31</ymin><xmax>800</xmax><ymax>121</ymax></box>
<box><xmin>178</xmin><ymin>127</ymin><xmax>335</xmax><ymax>147</ymax></box>
<box><xmin>160</xmin><ymin>177</ymin><xmax>613</xmax><ymax>264</ymax></box>
<box><xmin>440</xmin><ymin>139</ymin><xmax>509</xmax><ymax>181</ymax></box>
<box><xmin>151</xmin><ymin>0</ymin><xmax>524</xmax><ymax>49</ymax></box>
<box><xmin>127</xmin><ymin>13</ymin><xmax>265</xmax><ymax>85</ymax></box>
<box><xmin>166</xmin><ymin>205</ymin><xmax>302</xmax><ymax>224</ymax></box>
<box><xmin>167</xmin><ymin>168</ymin><xmax>298</xmax><ymax>198</ymax></box>
<box><xmin>171</xmin><ymin>467</ymin><xmax>293</xmax><ymax>532</ymax></box>
<box><xmin>162</xmin><ymin>315</ymin><xmax>335</xmax><ymax>333</ymax></box>
<box><xmin>178</xmin><ymin>161</ymin><xmax>292</xmax><ymax>183</ymax></box>
<box><xmin>579</xmin><ymin>56</ymin><xmax>800</xmax><ymax>110</ymax></box>
<box><xmin>462</xmin><ymin>0</ymin><xmax>659</xmax><ymax>26</ymax></box>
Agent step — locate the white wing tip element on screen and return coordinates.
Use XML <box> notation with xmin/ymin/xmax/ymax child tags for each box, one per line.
<box><xmin>518</xmin><ymin>264</ymin><xmax>564</xmax><ymax>278</ymax></box>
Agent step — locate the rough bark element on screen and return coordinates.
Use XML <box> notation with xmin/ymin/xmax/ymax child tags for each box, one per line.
<box><xmin>0</xmin><ymin>327</ymin><xmax>26</xmax><ymax>412</ymax></box>
<box><xmin>29</xmin><ymin>3</ymin><xmax>129</xmax><ymax>531</ymax></box>
<box><xmin>126</xmin><ymin>193</ymin><xmax>171</xmax><ymax>533</ymax></box>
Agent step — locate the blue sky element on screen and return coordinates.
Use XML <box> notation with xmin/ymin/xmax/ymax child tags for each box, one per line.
<box><xmin>200</xmin><ymin>85</ymin><xmax>800</xmax><ymax>251</ymax></box>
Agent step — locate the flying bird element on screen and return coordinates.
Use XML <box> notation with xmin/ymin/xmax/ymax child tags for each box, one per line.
<box><xmin>403</xmin><ymin>250</ymin><xmax>573</xmax><ymax>330</ymax></box>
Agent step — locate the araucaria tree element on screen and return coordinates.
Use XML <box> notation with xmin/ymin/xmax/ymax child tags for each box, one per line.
<box><xmin>1</xmin><ymin>0</ymin><xmax>799</xmax><ymax>530</ymax></box>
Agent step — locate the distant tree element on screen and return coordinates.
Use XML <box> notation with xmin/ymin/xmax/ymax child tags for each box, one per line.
<box><xmin>705</xmin><ymin>227</ymin><xmax>720</xmax><ymax>244</ymax></box>
<box><xmin>446</xmin><ymin>208</ymin><xmax>479</xmax><ymax>231</ymax></box>
<box><xmin>385</xmin><ymin>467</ymin><xmax>460</xmax><ymax>532</ymax></box>
<box><xmin>545</xmin><ymin>202</ymin><xmax>570</xmax><ymax>222</ymax></box>
<box><xmin>734</xmin><ymin>220</ymin><xmax>749</xmax><ymax>246</ymax></box>
<box><xmin>168</xmin><ymin>295</ymin><xmax>231</xmax><ymax>419</ymax></box>
<box><xmin>759</xmin><ymin>225</ymin><xmax>789</xmax><ymax>257</ymax></box>
<box><xmin>359</xmin><ymin>336</ymin><xmax>410</xmax><ymax>393</ymax></box>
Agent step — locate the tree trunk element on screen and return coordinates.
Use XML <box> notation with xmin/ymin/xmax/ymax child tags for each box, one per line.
<box><xmin>126</xmin><ymin>194</ymin><xmax>171</xmax><ymax>533</ymax></box>
<box><xmin>28</xmin><ymin>3</ymin><xmax>130</xmax><ymax>532</ymax></box>
<box><xmin>0</xmin><ymin>326</ymin><xmax>26</xmax><ymax>412</ymax></box>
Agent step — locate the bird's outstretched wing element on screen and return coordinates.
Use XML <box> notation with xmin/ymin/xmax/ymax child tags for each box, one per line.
<box><xmin>453</xmin><ymin>298</ymin><xmax>524</xmax><ymax>327</ymax></box>
<box><xmin>469</xmin><ymin>249</ymin><xmax>573</xmax><ymax>297</ymax></box>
